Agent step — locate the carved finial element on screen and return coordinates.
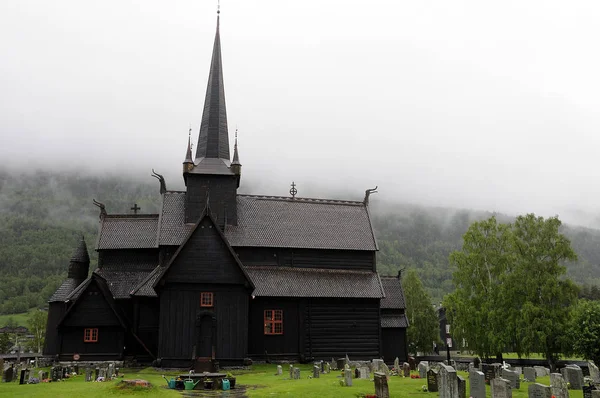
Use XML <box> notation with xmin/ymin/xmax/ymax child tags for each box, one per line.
<box><xmin>363</xmin><ymin>186</ymin><xmax>378</xmax><ymax>205</ymax></box>
<box><xmin>290</xmin><ymin>181</ymin><xmax>297</xmax><ymax>199</ymax></box>
<box><xmin>217</xmin><ymin>0</ymin><xmax>220</xmax><ymax>14</ymax></box>
<box><xmin>92</xmin><ymin>199</ymin><xmax>107</xmax><ymax>220</ymax></box>
<box><xmin>151</xmin><ymin>169</ymin><xmax>167</xmax><ymax>194</ymax></box>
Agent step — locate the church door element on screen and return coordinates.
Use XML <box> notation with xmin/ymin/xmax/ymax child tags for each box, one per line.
<box><xmin>196</xmin><ymin>314</ymin><xmax>214</xmax><ymax>359</ymax></box>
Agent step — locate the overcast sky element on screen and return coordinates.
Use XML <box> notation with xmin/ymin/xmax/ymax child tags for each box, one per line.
<box><xmin>2</xmin><ymin>0</ymin><xmax>600</xmax><ymax>226</ymax></box>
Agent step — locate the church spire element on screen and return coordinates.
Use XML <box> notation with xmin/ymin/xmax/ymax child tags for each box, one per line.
<box><xmin>195</xmin><ymin>8</ymin><xmax>230</xmax><ymax>161</ymax></box>
<box><xmin>231</xmin><ymin>128</ymin><xmax>241</xmax><ymax>185</ymax></box>
<box><xmin>183</xmin><ymin>127</ymin><xmax>194</xmax><ymax>174</ymax></box>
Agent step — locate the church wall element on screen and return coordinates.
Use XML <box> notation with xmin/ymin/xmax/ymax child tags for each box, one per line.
<box><xmin>59</xmin><ymin>326</ymin><xmax>124</xmax><ymax>361</ymax></box>
<box><xmin>132</xmin><ymin>298</ymin><xmax>160</xmax><ymax>357</ymax></box>
<box><xmin>62</xmin><ymin>284</ymin><xmax>122</xmax><ymax>327</ymax></box>
<box><xmin>234</xmin><ymin>247</ymin><xmax>375</xmax><ymax>270</ymax></box>
<box><xmin>98</xmin><ymin>249</ymin><xmax>158</xmax><ymax>270</ymax></box>
<box><xmin>303</xmin><ymin>298</ymin><xmax>380</xmax><ymax>360</ymax></box>
<box><xmin>43</xmin><ymin>302</ymin><xmax>66</xmax><ymax>356</ymax></box>
<box><xmin>248</xmin><ymin>298</ymin><xmax>301</xmax><ymax>358</ymax></box>
<box><xmin>381</xmin><ymin>328</ymin><xmax>408</xmax><ymax>364</ymax></box>
<box><xmin>157</xmin><ymin>284</ymin><xmax>248</xmax><ymax>366</ymax></box>
<box><xmin>185</xmin><ymin>174</ymin><xmax>237</xmax><ymax>225</ymax></box>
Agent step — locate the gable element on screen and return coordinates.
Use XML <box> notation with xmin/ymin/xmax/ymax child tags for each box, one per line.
<box><xmin>159</xmin><ymin>214</ymin><xmax>251</xmax><ymax>286</ymax></box>
<box><xmin>60</xmin><ymin>280</ymin><xmax>123</xmax><ymax>327</ymax></box>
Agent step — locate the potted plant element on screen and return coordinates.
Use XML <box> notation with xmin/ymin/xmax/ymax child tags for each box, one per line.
<box><xmin>203</xmin><ymin>378</ymin><xmax>214</xmax><ymax>389</ymax></box>
<box><xmin>226</xmin><ymin>372</ymin><xmax>236</xmax><ymax>389</ymax></box>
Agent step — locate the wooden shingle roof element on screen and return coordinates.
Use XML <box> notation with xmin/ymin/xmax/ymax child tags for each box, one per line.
<box><xmin>244</xmin><ymin>266</ymin><xmax>384</xmax><ymax>298</ymax></box>
<box><xmin>380</xmin><ymin>277</ymin><xmax>407</xmax><ymax>309</ymax></box>
<box><xmin>48</xmin><ymin>278</ymin><xmax>86</xmax><ymax>302</ymax></box>
<box><xmin>97</xmin><ymin>214</ymin><xmax>159</xmax><ymax>250</ymax></box>
<box><xmin>381</xmin><ymin>314</ymin><xmax>409</xmax><ymax>328</ymax></box>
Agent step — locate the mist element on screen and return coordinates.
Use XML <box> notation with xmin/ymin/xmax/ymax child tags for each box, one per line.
<box><xmin>2</xmin><ymin>0</ymin><xmax>600</xmax><ymax>228</ymax></box>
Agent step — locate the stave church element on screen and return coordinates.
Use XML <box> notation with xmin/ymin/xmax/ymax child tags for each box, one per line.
<box><xmin>44</xmin><ymin>10</ymin><xmax>408</xmax><ymax>368</ymax></box>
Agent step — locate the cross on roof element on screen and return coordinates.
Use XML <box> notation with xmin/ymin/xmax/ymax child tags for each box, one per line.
<box><xmin>290</xmin><ymin>182</ymin><xmax>297</xmax><ymax>199</ymax></box>
<box><xmin>131</xmin><ymin>203</ymin><xmax>141</xmax><ymax>214</ymax></box>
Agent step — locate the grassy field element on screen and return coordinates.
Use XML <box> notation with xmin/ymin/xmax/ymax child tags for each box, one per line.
<box><xmin>0</xmin><ymin>364</ymin><xmax>586</xmax><ymax>398</ymax></box>
<box><xmin>0</xmin><ymin>310</ymin><xmax>38</xmax><ymax>327</ymax></box>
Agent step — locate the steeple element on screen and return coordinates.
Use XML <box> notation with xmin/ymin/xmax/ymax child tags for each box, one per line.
<box><xmin>195</xmin><ymin>10</ymin><xmax>230</xmax><ymax>162</ymax></box>
<box><xmin>67</xmin><ymin>236</ymin><xmax>90</xmax><ymax>281</ymax></box>
<box><xmin>183</xmin><ymin>127</ymin><xmax>194</xmax><ymax>174</ymax></box>
<box><xmin>230</xmin><ymin>128</ymin><xmax>241</xmax><ymax>185</ymax></box>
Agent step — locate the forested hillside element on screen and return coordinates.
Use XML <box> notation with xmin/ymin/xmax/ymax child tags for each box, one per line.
<box><xmin>1</xmin><ymin>169</ymin><xmax>599</xmax><ymax>314</ymax></box>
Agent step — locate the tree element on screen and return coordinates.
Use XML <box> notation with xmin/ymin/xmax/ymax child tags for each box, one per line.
<box><xmin>569</xmin><ymin>299</ymin><xmax>600</xmax><ymax>365</ymax></box>
<box><xmin>402</xmin><ymin>268</ymin><xmax>440</xmax><ymax>354</ymax></box>
<box><xmin>0</xmin><ymin>333</ymin><xmax>10</xmax><ymax>354</ymax></box>
<box><xmin>445</xmin><ymin>214</ymin><xmax>578</xmax><ymax>369</ymax></box>
<box><xmin>27</xmin><ymin>309</ymin><xmax>47</xmax><ymax>353</ymax></box>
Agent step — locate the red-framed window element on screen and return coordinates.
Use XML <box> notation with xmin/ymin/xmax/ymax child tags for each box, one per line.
<box><xmin>84</xmin><ymin>328</ymin><xmax>98</xmax><ymax>343</ymax></box>
<box><xmin>200</xmin><ymin>292</ymin><xmax>214</xmax><ymax>307</ymax></box>
<box><xmin>264</xmin><ymin>310</ymin><xmax>283</xmax><ymax>335</ymax></box>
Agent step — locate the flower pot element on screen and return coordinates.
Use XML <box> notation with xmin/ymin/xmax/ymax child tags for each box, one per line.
<box><xmin>203</xmin><ymin>380</ymin><xmax>214</xmax><ymax>390</ymax></box>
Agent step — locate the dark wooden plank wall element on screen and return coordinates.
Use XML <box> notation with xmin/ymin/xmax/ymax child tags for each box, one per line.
<box><xmin>62</xmin><ymin>284</ymin><xmax>121</xmax><ymax>327</ymax></box>
<box><xmin>248</xmin><ymin>298</ymin><xmax>300</xmax><ymax>357</ymax></box>
<box><xmin>60</xmin><ymin>326</ymin><xmax>124</xmax><ymax>360</ymax></box>
<box><xmin>43</xmin><ymin>302</ymin><xmax>66</xmax><ymax>356</ymax></box>
<box><xmin>185</xmin><ymin>174</ymin><xmax>237</xmax><ymax>225</ymax></box>
<box><xmin>133</xmin><ymin>298</ymin><xmax>160</xmax><ymax>356</ymax></box>
<box><xmin>99</xmin><ymin>249</ymin><xmax>158</xmax><ymax>270</ymax></box>
<box><xmin>234</xmin><ymin>248</ymin><xmax>375</xmax><ymax>270</ymax></box>
<box><xmin>163</xmin><ymin>217</ymin><xmax>247</xmax><ymax>285</ymax></box>
<box><xmin>303</xmin><ymin>298</ymin><xmax>380</xmax><ymax>359</ymax></box>
<box><xmin>381</xmin><ymin>328</ymin><xmax>408</xmax><ymax>363</ymax></box>
<box><xmin>158</xmin><ymin>284</ymin><xmax>248</xmax><ymax>362</ymax></box>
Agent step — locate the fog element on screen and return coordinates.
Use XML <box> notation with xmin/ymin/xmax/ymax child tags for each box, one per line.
<box><xmin>2</xmin><ymin>0</ymin><xmax>600</xmax><ymax>228</ymax></box>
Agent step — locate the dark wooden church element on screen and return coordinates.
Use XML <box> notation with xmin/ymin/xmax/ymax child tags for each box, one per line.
<box><xmin>44</xmin><ymin>12</ymin><xmax>408</xmax><ymax>367</ymax></box>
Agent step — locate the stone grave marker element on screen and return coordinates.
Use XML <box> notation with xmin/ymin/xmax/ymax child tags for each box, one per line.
<box><xmin>382</xmin><ymin>363</ymin><xmax>390</xmax><ymax>379</ymax></box>
<box><xmin>418</xmin><ymin>361</ymin><xmax>429</xmax><ymax>379</ymax></box>
<box><xmin>502</xmin><ymin>368</ymin><xmax>520</xmax><ymax>389</ymax></box>
<box><xmin>320</xmin><ymin>360</ymin><xmax>324</xmax><ymax>373</ymax></box>
<box><xmin>470</xmin><ymin>370</ymin><xmax>486</xmax><ymax>398</ymax></box>
<box><xmin>19</xmin><ymin>369</ymin><xmax>26</xmax><ymax>385</ymax></box>
<box><xmin>534</xmin><ymin>366</ymin><xmax>549</xmax><ymax>377</ymax></box>
<box><xmin>38</xmin><ymin>370</ymin><xmax>43</xmax><ymax>380</ymax></box>
<box><xmin>337</xmin><ymin>358</ymin><xmax>345</xmax><ymax>370</ymax></box>
<box><xmin>483</xmin><ymin>363</ymin><xmax>501</xmax><ymax>384</ymax></box>
<box><xmin>42</xmin><ymin>371</ymin><xmax>48</xmax><ymax>381</ymax></box>
<box><xmin>528</xmin><ymin>383</ymin><xmax>552</xmax><ymax>398</ymax></box>
<box><xmin>3</xmin><ymin>366</ymin><xmax>13</xmax><ymax>383</ymax></box>
<box><xmin>592</xmin><ymin>390</ymin><xmax>600</xmax><ymax>398</ymax></box>
<box><xmin>524</xmin><ymin>367</ymin><xmax>537</xmax><ymax>382</ymax></box>
<box><xmin>550</xmin><ymin>373</ymin><xmax>569</xmax><ymax>398</ymax></box>
<box><xmin>566</xmin><ymin>366</ymin><xmax>584</xmax><ymax>389</ymax></box>
<box><xmin>372</xmin><ymin>359</ymin><xmax>384</xmax><ymax>372</ymax></box>
<box><xmin>344</xmin><ymin>368</ymin><xmax>352</xmax><ymax>386</ymax></box>
<box><xmin>583</xmin><ymin>385</ymin><xmax>598</xmax><ymax>398</ymax></box>
<box><xmin>74</xmin><ymin>364</ymin><xmax>79</xmax><ymax>375</ymax></box>
<box><xmin>409</xmin><ymin>356</ymin><xmax>416</xmax><ymax>370</ymax></box>
<box><xmin>457</xmin><ymin>375</ymin><xmax>466</xmax><ymax>398</ymax></box>
<box><xmin>439</xmin><ymin>364</ymin><xmax>459</xmax><ymax>398</ymax></box>
<box><xmin>277</xmin><ymin>365</ymin><xmax>282</xmax><ymax>375</ymax></box>
<box><xmin>331</xmin><ymin>358</ymin><xmax>338</xmax><ymax>371</ymax></box>
<box><xmin>491</xmin><ymin>377</ymin><xmax>512</xmax><ymax>398</ymax></box>
<box><xmin>51</xmin><ymin>366</ymin><xmax>58</xmax><ymax>382</ymax></box>
<box><xmin>85</xmin><ymin>368</ymin><xmax>93</xmax><ymax>382</ymax></box>
<box><xmin>293</xmin><ymin>367</ymin><xmax>300</xmax><ymax>380</ymax></box>
<box><xmin>313</xmin><ymin>365</ymin><xmax>320</xmax><ymax>378</ymax></box>
<box><xmin>115</xmin><ymin>367</ymin><xmax>119</xmax><ymax>377</ymax></box>
<box><xmin>427</xmin><ymin>368</ymin><xmax>439</xmax><ymax>392</ymax></box>
<box><xmin>360</xmin><ymin>366</ymin><xmax>370</xmax><ymax>379</ymax></box>
<box><xmin>394</xmin><ymin>357</ymin><xmax>399</xmax><ymax>373</ymax></box>
<box><xmin>402</xmin><ymin>362</ymin><xmax>410</xmax><ymax>377</ymax></box>
<box><xmin>289</xmin><ymin>364</ymin><xmax>293</xmax><ymax>379</ymax></box>
<box><xmin>589</xmin><ymin>362</ymin><xmax>600</xmax><ymax>384</ymax></box>
<box><xmin>108</xmin><ymin>363</ymin><xmax>114</xmax><ymax>379</ymax></box>
<box><xmin>99</xmin><ymin>367</ymin><xmax>107</xmax><ymax>380</ymax></box>
<box><xmin>324</xmin><ymin>362</ymin><xmax>330</xmax><ymax>373</ymax></box>
<box><xmin>374</xmin><ymin>372</ymin><xmax>390</xmax><ymax>398</ymax></box>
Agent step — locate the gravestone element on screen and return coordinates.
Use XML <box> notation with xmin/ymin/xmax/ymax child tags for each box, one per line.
<box><xmin>344</xmin><ymin>368</ymin><xmax>353</xmax><ymax>386</ymax></box>
<box><xmin>74</xmin><ymin>364</ymin><xmax>79</xmax><ymax>375</ymax></box>
<box><xmin>402</xmin><ymin>362</ymin><xmax>410</xmax><ymax>377</ymax></box>
<box><xmin>19</xmin><ymin>369</ymin><xmax>27</xmax><ymax>385</ymax></box>
<box><xmin>331</xmin><ymin>358</ymin><xmax>338</xmax><ymax>371</ymax></box>
<box><xmin>108</xmin><ymin>363</ymin><xmax>114</xmax><ymax>379</ymax></box>
<box><xmin>320</xmin><ymin>360</ymin><xmax>325</xmax><ymax>373</ymax></box>
<box><xmin>289</xmin><ymin>364</ymin><xmax>293</xmax><ymax>379</ymax></box>
<box><xmin>565</xmin><ymin>366</ymin><xmax>584</xmax><ymax>390</ymax></box>
<box><xmin>592</xmin><ymin>390</ymin><xmax>600</xmax><ymax>398</ymax></box>
<box><xmin>589</xmin><ymin>362</ymin><xmax>600</xmax><ymax>384</ymax></box>
<box><xmin>374</xmin><ymin>372</ymin><xmax>390</xmax><ymax>398</ymax></box>
<box><xmin>457</xmin><ymin>375</ymin><xmax>466</xmax><ymax>398</ymax></box>
<box><xmin>51</xmin><ymin>366</ymin><xmax>58</xmax><ymax>382</ymax></box>
<box><xmin>550</xmin><ymin>373</ymin><xmax>569</xmax><ymax>398</ymax></box>
<box><xmin>524</xmin><ymin>367</ymin><xmax>537</xmax><ymax>382</ymax></box>
<box><xmin>38</xmin><ymin>370</ymin><xmax>43</xmax><ymax>381</ymax></box>
<box><xmin>427</xmin><ymin>368</ymin><xmax>439</xmax><ymax>392</ymax></box>
<box><xmin>42</xmin><ymin>371</ymin><xmax>48</xmax><ymax>381</ymax></box>
<box><xmin>408</xmin><ymin>356</ymin><xmax>416</xmax><ymax>370</ymax></box>
<box><xmin>534</xmin><ymin>366</ymin><xmax>549</xmax><ymax>377</ymax></box>
<box><xmin>372</xmin><ymin>359</ymin><xmax>384</xmax><ymax>372</ymax></box>
<box><xmin>394</xmin><ymin>358</ymin><xmax>399</xmax><ymax>373</ymax></box>
<box><xmin>470</xmin><ymin>370</ymin><xmax>486</xmax><ymax>398</ymax></box>
<box><xmin>293</xmin><ymin>367</ymin><xmax>300</xmax><ymax>380</ymax></box>
<box><xmin>277</xmin><ymin>365</ymin><xmax>282</xmax><ymax>375</ymax></box>
<box><xmin>418</xmin><ymin>361</ymin><xmax>429</xmax><ymax>379</ymax></box>
<box><xmin>583</xmin><ymin>385</ymin><xmax>598</xmax><ymax>398</ymax></box>
<box><xmin>439</xmin><ymin>364</ymin><xmax>459</xmax><ymax>398</ymax></box>
<box><xmin>313</xmin><ymin>365</ymin><xmax>320</xmax><ymax>378</ymax></box>
<box><xmin>324</xmin><ymin>362</ymin><xmax>330</xmax><ymax>373</ymax></box>
<box><xmin>336</xmin><ymin>358</ymin><xmax>345</xmax><ymax>370</ymax></box>
<box><xmin>3</xmin><ymin>366</ymin><xmax>14</xmax><ymax>383</ymax></box>
<box><xmin>483</xmin><ymin>363</ymin><xmax>502</xmax><ymax>384</ymax></box>
<box><xmin>382</xmin><ymin>363</ymin><xmax>390</xmax><ymax>379</ymax></box>
<box><xmin>528</xmin><ymin>383</ymin><xmax>552</xmax><ymax>398</ymax></box>
<box><xmin>95</xmin><ymin>367</ymin><xmax>99</xmax><ymax>381</ymax></box>
<box><xmin>115</xmin><ymin>368</ymin><xmax>119</xmax><ymax>377</ymax></box>
<box><xmin>491</xmin><ymin>377</ymin><xmax>512</xmax><ymax>398</ymax></box>
<box><xmin>85</xmin><ymin>368</ymin><xmax>93</xmax><ymax>382</ymax></box>
<box><xmin>98</xmin><ymin>367</ymin><xmax>106</xmax><ymax>379</ymax></box>
<box><xmin>355</xmin><ymin>368</ymin><xmax>360</xmax><ymax>379</ymax></box>
<box><xmin>502</xmin><ymin>368</ymin><xmax>520</xmax><ymax>389</ymax></box>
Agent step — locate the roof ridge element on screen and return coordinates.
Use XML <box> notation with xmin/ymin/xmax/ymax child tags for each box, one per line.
<box><xmin>165</xmin><ymin>190</ymin><xmax>186</xmax><ymax>194</ymax></box>
<box><xmin>243</xmin><ymin>265</ymin><xmax>376</xmax><ymax>275</ymax></box>
<box><xmin>103</xmin><ymin>214</ymin><xmax>159</xmax><ymax>219</ymax></box>
<box><xmin>238</xmin><ymin>194</ymin><xmax>364</xmax><ymax>205</ymax></box>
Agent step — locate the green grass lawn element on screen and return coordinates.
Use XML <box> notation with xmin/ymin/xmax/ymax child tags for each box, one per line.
<box><xmin>0</xmin><ymin>310</ymin><xmax>38</xmax><ymax>327</ymax></box>
<box><xmin>0</xmin><ymin>364</ymin><xmax>586</xmax><ymax>397</ymax></box>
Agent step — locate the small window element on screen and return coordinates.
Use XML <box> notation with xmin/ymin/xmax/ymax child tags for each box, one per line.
<box><xmin>200</xmin><ymin>292</ymin><xmax>214</xmax><ymax>307</ymax></box>
<box><xmin>84</xmin><ymin>328</ymin><xmax>98</xmax><ymax>343</ymax></box>
<box><xmin>264</xmin><ymin>310</ymin><xmax>283</xmax><ymax>335</ymax></box>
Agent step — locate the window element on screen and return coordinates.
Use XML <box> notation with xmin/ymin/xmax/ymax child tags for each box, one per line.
<box><xmin>84</xmin><ymin>328</ymin><xmax>98</xmax><ymax>342</ymax></box>
<box><xmin>200</xmin><ymin>292</ymin><xmax>214</xmax><ymax>307</ymax></box>
<box><xmin>264</xmin><ymin>310</ymin><xmax>283</xmax><ymax>335</ymax></box>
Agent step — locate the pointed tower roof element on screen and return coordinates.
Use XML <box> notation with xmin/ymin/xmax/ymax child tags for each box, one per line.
<box><xmin>184</xmin><ymin>127</ymin><xmax>193</xmax><ymax>164</ymax></box>
<box><xmin>71</xmin><ymin>236</ymin><xmax>90</xmax><ymax>263</ymax></box>
<box><xmin>232</xmin><ymin>128</ymin><xmax>240</xmax><ymax>165</ymax></box>
<box><xmin>195</xmin><ymin>11</ymin><xmax>230</xmax><ymax>163</ymax></box>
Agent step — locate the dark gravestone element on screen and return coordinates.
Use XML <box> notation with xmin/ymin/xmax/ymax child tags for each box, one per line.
<box><xmin>42</xmin><ymin>371</ymin><xmax>48</xmax><ymax>381</ymax></box>
<box><xmin>313</xmin><ymin>365</ymin><xmax>320</xmax><ymax>378</ymax></box>
<box><xmin>354</xmin><ymin>368</ymin><xmax>360</xmax><ymax>379</ymax></box>
<box><xmin>85</xmin><ymin>368</ymin><xmax>93</xmax><ymax>382</ymax></box>
<box><xmin>408</xmin><ymin>356</ymin><xmax>416</xmax><ymax>371</ymax></box>
<box><xmin>427</xmin><ymin>369</ymin><xmax>439</xmax><ymax>392</ymax></box>
<box><xmin>482</xmin><ymin>363</ymin><xmax>497</xmax><ymax>384</ymax></box>
<box><xmin>336</xmin><ymin>358</ymin><xmax>345</xmax><ymax>370</ymax></box>
<box><xmin>528</xmin><ymin>383</ymin><xmax>552</xmax><ymax>398</ymax></box>
<box><xmin>402</xmin><ymin>362</ymin><xmax>410</xmax><ymax>377</ymax></box>
<box><xmin>51</xmin><ymin>367</ymin><xmax>58</xmax><ymax>382</ymax></box>
<box><xmin>74</xmin><ymin>364</ymin><xmax>79</xmax><ymax>375</ymax></box>
<box><xmin>374</xmin><ymin>372</ymin><xmax>390</xmax><ymax>398</ymax></box>
<box><xmin>584</xmin><ymin>385</ymin><xmax>598</xmax><ymax>398</ymax></box>
<box><xmin>457</xmin><ymin>375</ymin><xmax>466</xmax><ymax>398</ymax></box>
<box><xmin>95</xmin><ymin>367</ymin><xmax>99</xmax><ymax>381</ymax></box>
<box><xmin>470</xmin><ymin>370</ymin><xmax>486</xmax><ymax>398</ymax></box>
<box><xmin>19</xmin><ymin>369</ymin><xmax>27</xmax><ymax>385</ymax></box>
<box><xmin>3</xmin><ymin>366</ymin><xmax>14</xmax><ymax>383</ymax></box>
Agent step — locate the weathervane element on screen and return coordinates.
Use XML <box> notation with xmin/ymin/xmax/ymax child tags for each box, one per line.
<box><xmin>290</xmin><ymin>182</ymin><xmax>297</xmax><ymax>199</ymax></box>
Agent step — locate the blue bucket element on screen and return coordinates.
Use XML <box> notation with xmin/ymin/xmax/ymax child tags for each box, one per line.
<box><xmin>222</xmin><ymin>379</ymin><xmax>230</xmax><ymax>391</ymax></box>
